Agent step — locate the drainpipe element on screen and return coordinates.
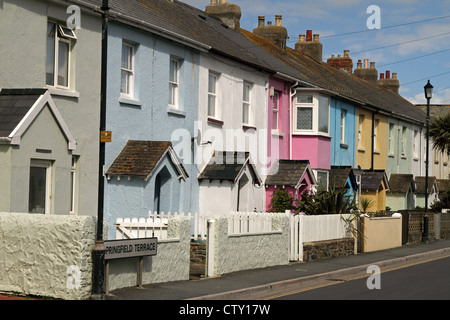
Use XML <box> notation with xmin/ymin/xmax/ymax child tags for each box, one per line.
<box><xmin>92</xmin><ymin>0</ymin><xmax>109</xmax><ymax>297</ymax></box>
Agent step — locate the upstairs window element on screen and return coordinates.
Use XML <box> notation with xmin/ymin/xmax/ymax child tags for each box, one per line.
<box><xmin>242</xmin><ymin>82</ymin><xmax>252</xmax><ymax>125</ymax></box>
<box><xmin>294</xmin><ymin>93</ymin><xmax>329</xmax><ymax>135</ymax></box>
<box><xmin>208</xmin><ymin>72</ymin><xmax>219</xmax><ymax>118</ymax></box>
<box><xmin>340</xmin><ymin>110</ymin><xmax>346</xmax><ymax>144</ymax></box>
<box><xmin>46</xmin><ymin>21</ymin><xmax>76</xmax><ymax>89</ymax></box>
<box><xmin>121</xmin><ymin>42</ymin><xmax>135</xmax><ymax>98</ymax></box>
<box><xmin>388</xmin><ymin>123</ymin><xmax>395</xmax><ymax>155</ymax></box>
<box><xmin>272</xmin><ymin>91</ymin><xmax>280</xmax><ymax>130</ymax></box>
<box><xmin>169</xmin><ymin>58</ymin><xmax>180</xmax><ymax>109</ymax></box>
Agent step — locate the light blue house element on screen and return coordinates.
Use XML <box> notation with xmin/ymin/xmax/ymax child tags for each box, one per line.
<box><xmin>102</xmin><ymin>4</ymin><xmax>206</xmax><ymax>239</ymax></box>
<box><xmin>330</xmin><ymin>98</ymin><xmax>357</xmax><ymax>168</ymax></box>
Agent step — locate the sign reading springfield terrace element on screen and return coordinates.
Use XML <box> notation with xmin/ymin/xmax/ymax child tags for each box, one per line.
<box><xmin>104</xmin><ymin>238</ymin><xmax>157</xmax><ymax>260</ymax></box>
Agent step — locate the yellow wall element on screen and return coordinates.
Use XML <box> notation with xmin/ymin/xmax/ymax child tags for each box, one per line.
<box><xmin>360</xmin><ymin>181</ymin><xmax>387</xmax><ymax>212</ymax></box>
<box><xmin>355</xmin><ymin>108</ymin><xmax>387</xmax><ymax>171</ymax></box>
<box><xmin>360</xmin><ymin>215</ymin><xmax>402</xmax><ymax>252</ymax></box>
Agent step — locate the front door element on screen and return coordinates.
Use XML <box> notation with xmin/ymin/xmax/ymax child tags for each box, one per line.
<box><xmin>29</xmin><ymin>160</ymin><xmax>52</xmax><ymax>214</ymax></box>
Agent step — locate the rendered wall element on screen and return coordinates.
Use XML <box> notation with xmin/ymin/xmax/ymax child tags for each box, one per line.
<box><xmin>211</xmin><ymin>214</ymin><xmax>289</xmax><ymax>275</ymax></box>
<box><xmin>107</xmin><ymin>216</ymin><xmax>191</xmax><ymax>291</ymax></box>
<box><xmin>0</xmin><ymin>212</ymin><xmax>96</xmax><ymax>300</ymax></box>
<box><xmin>361</xmin><ymin>215</ymin><xmax>402</xmax><ymax>252</ymax></box>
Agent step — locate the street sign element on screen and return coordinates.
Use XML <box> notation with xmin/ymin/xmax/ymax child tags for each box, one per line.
<box><xmin>104</xmin><ymin>238</ymin><xmax>157</xmax><ymax>260</ymax></box>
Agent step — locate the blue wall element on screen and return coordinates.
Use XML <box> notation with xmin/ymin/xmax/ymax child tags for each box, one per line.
<box><xmin>330</xmin><ymin>98</ymin><xmax>357</xmax><ymax>168</ymax></box>
<box><xmin>103</xmin><ymin>22</ymin><xmax>200</xmax><ymax>239</ymax></box>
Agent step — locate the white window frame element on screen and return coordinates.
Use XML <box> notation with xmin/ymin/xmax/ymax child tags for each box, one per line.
<box><xmin>272</xmin><ymin>91</ymin><xmax>280</xmax><ymax>131</ymax></box>
<box><xmin>413</xmin><ymin>130</ymin><xmax>419</xmax><ymax>159</ymax></box>
<box><xmin>169</xmin><ymin>57</ymin><xmax>180</xmax><ymax>110</ymax></box>
<box><xmin>340</xmin><ymin>109</ymin><xmax>346</xmax><ymax>144</ymax></box>
<box><xmin>294</xmin><ymin>92</ymin><xmax>329</xmax><ymax>136</ymax></box>
<box><xmin>401</xmin><ymin>126</ymin><xmax>407</xmax><ymax>157</ymax></box>
<box><xmin>314</xmin><ymin>170</ymin><xmax>329</xmax><ymax>189</ymax></box>
<box><xmin>29</xmin><ymin>160</ymin><xmax>52</xmax><ymax>215</ymax></box>
<box><xmin>121</xmin><ymin>42</ymin><xmax>135</xmax><ymax>98</ymax></box>
<box><xmin>295</xmin><ymin>94</ymin><xmax>314</xmax><ymax>132</ymax></box>
<box><xmin>388</xmin><ymin>123</ymin><xmax>395</xmax><ymax>155</ymax></box>
<box><xmin>208</xmin><ymin>71</ymin><xmax>219</xmax><ymax>118</ymax></box>
<box><xmin>242</xmin><ymin>81</ymin><xmax>252</xmax><ymax>125</ymax></box>
<box><xmin>358</xmin><ymin>114</ymin><xmax>365</xmax><ymax>150</ymax></box>
<box><xmin>46</xmin><ymin>21</ymin><xmax>75</xmax><ymax>90</ymax></box>
<box><xmin>70</xmin><ymin>156</ymin><xmax>78</xmax><ymax>214</ymax></box>
<box><xmin>374</xmin><ymin>119</ymin><xmax>380</xmax><ymax>152</ymax></box>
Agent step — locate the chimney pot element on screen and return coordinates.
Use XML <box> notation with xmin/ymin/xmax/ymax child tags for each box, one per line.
<box><xmin>392</xmin><ymin>73</ymin><xmax>397</xmax><ymax>79</ymax></box>
<box><xmin>364</xmin><ymin>59</ymin><xmax>369</xmax><ymax>69</ymax></box>
<box><xmin>275</xmin><ymin>14</ymin><xmax>282</xmax><ymax>27</ymax></box>
<box><xmin>386</xmin><ymin>70</ymin><xmax>390</xmax><ymax>79</ymax></box>
<box><xmin>306</xmin><ymin>30</ymin><xmax>313</xmax><ymax>42</ymax></box>
<box><xmin>344</xmin><ymin>50</ymin><xmax>349</xmax><ymax>57</ymax></box>
<box><xmin>210</xmin><ymin>0</ymin><xmax>218</xmax><ymax>4</ymax></box>
<box><xmin>299</xmin><ymin>34</ymin><xmax>305</xmax><ymax>42</ymax></box>
<box><xmin>258</xmin><ymin>15</ymin><xmax>265</xmax><ymax>27</ymax></box>
<box><xmin>380</xmin><ymin>73</ymin><xmax>385</xmax><ymax>79</ymax></box>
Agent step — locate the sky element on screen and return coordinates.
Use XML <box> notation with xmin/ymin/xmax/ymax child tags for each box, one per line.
<box><xmin>182</xmin><ymin>0</ymin><xmax>450</xmax><ymax>105</ymax></box>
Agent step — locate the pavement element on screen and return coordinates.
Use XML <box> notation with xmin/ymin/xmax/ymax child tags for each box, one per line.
<box><xmin>105</xmin><ymin>238</ymin><xmax>450</xmax><ymax>300</ymax></box>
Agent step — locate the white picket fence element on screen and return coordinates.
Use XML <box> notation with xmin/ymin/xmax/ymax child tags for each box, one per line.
<box><xmin>289</xmin><ymin>213</ymin><xmax>352</xmax><ymax>261</ymax></box>
<box><xmin>116</xmin><ymin>211</ymin><xmax>353</xmax><ymax>262</ymax></box>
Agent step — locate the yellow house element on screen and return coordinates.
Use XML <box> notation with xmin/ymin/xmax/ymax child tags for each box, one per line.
<box><xmin>354</xmin><ymin>169</ymin><xmax>390</xmax><ymax>212</ymax></box>
<box><xmin>355</xmin><ymin>107</ymin><xmax>388</xmax><ymax>171</ymax></box>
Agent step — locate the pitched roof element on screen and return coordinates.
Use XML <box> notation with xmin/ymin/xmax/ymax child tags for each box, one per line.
<box><xmin>265</xmin><ymin>160</ymin><xmax>316</xmax><ymax>187</ymax></box>
<box><xmin>388</xmin><ymin>174</ymin><xmax>415</xmax><ymax>194</ymax></box>
<box><xmin>329</xmin><ymin>167</ymin><xmax>357</xmax><ymax>190</ymax></box>
<box><xmin>240</xmin><ymin>29</ymin><xmax>427</xmax><ymax>125</ymax></box>
<box><xmin>0</xmin><ymin>88</ymin><xmax>48</xmax><ymax>137</ymax></box>
<box><xmin>198</xmin><ymin>151</ymin><xmax>261</xmax><ymax>184</ymax></box>
<box><xmin>106</xmin><ymin>140</ymin><xmax>188</xmax><ymax>180</ymax></box>
<box><xmin>355</xmin><ymin>170</ymin><xmax>389</xmax><ymax>191</ymax></box>
<box><xmin>437</xmin><ymin>179</ymin><xmax>450</xmax><ymax>193</ymax></box>
<box><xmin>415</xmin><ymin>176</ymin><xmax>438</xmax><ymax>194</ymax></box>
<box><xmin>0</xmin><ymin>88</ymin><xmax>76</xmax><ymax>150</ymax></box>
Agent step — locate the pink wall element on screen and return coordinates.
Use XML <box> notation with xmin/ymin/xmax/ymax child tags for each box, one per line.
<box><xmin>267</xmin><ymin>77</ymin><xmax>290</xmax><ymax>168</ymax></box>
<box><xmin>291</xmin><ymin>135</ymin><xmax>331</xmax><ymax>170</ymax></box>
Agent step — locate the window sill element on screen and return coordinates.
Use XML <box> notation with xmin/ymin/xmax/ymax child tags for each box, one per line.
<box><xmin>167</xmin><ymin>108</ymin><xmax>186</xmax><ymax>117</ymax></box>
<box><xmin>388</xmin><ymin>153</ymin><xmax>395</xmax><ymax>158</ymax></box>
<box><xmin>242</xmin><ymin>124</ymin><xmax>256</xmax><ymax>131</ymax></box>
<box><xmin>373</xmin><ymin>150</ymin><xmax>381</xmax><ymax>155</ymax></box>
<box><xmin>119</xmin><ymin>97</ymin><xmax>142</xmax><ymax>107</ymax></box>
<box><xmin>46</xmin><ymin>86</ymin><xmax>80</xmax><ymax>98</ymax></box>
<box><xmin>271</xmin><ymin>130</ymin><xmax>284</xmax><ymax>137</ymax></box>
<box><xmin>207</xmin><ymin>117</ymin><xmax>224</xmax><ymax>126</ymax></box>
<box><xmin>358</xmin><ymin>148</ymin><xmax>366</xmax><ymax>153</ymax></box>
<box><xmin>413</xmin><ymin>157</ymin><xmax>419</xmax><ymax>162</ymax></box>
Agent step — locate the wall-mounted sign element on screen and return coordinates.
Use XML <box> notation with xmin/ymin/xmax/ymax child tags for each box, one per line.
<box><xmin>101</xmin><ymin>131</ymin><xmax>112</xmax><ymax>143</ymax></box>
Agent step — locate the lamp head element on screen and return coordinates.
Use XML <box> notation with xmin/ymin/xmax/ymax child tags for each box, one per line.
<box><xmin>424</xmin><ymin>80</ymin><xmax>433</xmax><ymax>100</ymax></box>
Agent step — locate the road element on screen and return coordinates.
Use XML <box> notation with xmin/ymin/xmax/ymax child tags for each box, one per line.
<box><xmin>265</xmin><ymin>255</ymin><xmax>450</xmax><ymax>300</ymax></box>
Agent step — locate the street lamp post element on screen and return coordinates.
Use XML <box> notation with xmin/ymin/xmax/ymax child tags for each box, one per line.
<box><xmin>423</xmin><ymin>80</ymin><xmax>433</xmax><ymax>244</ymax></box>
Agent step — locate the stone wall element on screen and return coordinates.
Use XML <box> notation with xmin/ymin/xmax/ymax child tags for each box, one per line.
<box><xmin>190</xmin><ymin>241</ymin><xmax>207</xmax><ymax>278</ymax></box>
<box><xmin>440</xmin><ymin>213</ymin><xmax>450</xmax><ymax>239</ymax></box>
<box><xmin>407</xmin><ymin>212</ymin><xmax>435</xmax><ymax>244</ymax></box>
<box><xmin>0</xmin><ymin>212</ymin><xmax>96</xmax><ymax>300</ymax></box>
<box><xmin>303</xmin><ymin>238</ymin><xmax>355</xmax><ymax>263</ymax></box>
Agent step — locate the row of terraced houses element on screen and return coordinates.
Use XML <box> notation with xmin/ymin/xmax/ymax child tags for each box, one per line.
<box><xmin>1</xmin><ymin>0</ymin><xmax>449</xmax><ymax>239</ymax></box>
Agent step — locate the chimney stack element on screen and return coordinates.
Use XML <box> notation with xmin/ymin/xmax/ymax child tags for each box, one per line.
<box><xmin>327</xmin><ymin>49</ymin><xmax>353</xmax><ymax>74</ymax></box>
<box><xmin>205</xmin><ymin>0</ymin><xmax>241</xmax><ymax>29</ymax></box>
<box><xmin>253</xmin><ymin>14</ymin><xmax>288</xmax><ymax>49</ymax></box>
<box><xmin>378</xmin><ymin>70</ymin><xmax>400</xmax><ymax>94</ymax></box>
<box><xmin>295</xmin><ymin>30</ymin><xmax>323</xmax><ymax>62</ymax></box>
<box><xmin>354</xmin><ymin>59</ymin><xmax>378</xmax><ymax>85</ymax></box>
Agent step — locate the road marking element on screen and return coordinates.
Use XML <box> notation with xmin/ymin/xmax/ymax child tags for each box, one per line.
<box><xmin>260</xmin><ymin>253</ymin><xmax>450</xmax><ymax>300</ymax></box>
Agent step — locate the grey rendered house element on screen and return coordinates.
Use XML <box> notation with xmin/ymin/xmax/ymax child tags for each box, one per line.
<box><xmin>0</xmin><ymin>0</ymin><xmax>102</xmax><ymax>216</ymax></box>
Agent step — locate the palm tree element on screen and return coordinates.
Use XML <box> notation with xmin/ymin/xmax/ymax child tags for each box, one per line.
<box><xmin>429</xmin><ymin>113</ymin><xmax>450</xmax><ymax>154</ymax></box>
